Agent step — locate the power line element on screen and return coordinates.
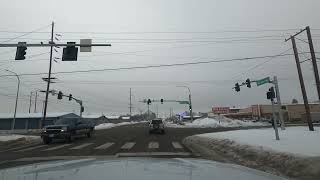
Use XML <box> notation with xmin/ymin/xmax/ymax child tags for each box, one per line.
<box><xmin>0</xmin><ymin>53</ymin><xmax>295</xmax><ymax>77</ymax></box>
<box><xmin>0</xmin><ymin>24</ymin><xmax>51</xmax><ymax>43</ymax></box>
<box><xmin>231</xmin><ymin>48</ymin><xmax>292</xmax><ymax>79</ymax></box>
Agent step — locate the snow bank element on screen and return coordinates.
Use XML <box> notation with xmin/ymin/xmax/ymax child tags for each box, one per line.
<box><xmin>166</xmin><ymin>117</ymin><xmax>268</xmax><ymax>128</ymax></box>
<box><xmin>0</xmin><ymin>134</ymin><xmax>40</xmax><ymax>142</ymax></box>
<box><xmin>94</xmin><ymin>121</ymin><xmax>144</xmax><ymax>130</ymax></box>
<box><xmin>183</xmin><ymin>126</ymin><xmax>320</xmax><ymax>179</ymax></box>
<box><xmin>199</xmin><ymin>126</ymin><xmax>320</xmax><ymax>157</ymax></box>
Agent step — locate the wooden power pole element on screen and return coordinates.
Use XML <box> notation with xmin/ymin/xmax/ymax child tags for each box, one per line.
<box><xmin>290</xmin><ymin>36</ymin><xmax>314</xmax><ymax>131</ymax></box>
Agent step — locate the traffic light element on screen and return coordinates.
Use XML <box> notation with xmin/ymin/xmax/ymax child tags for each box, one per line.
<box><xmin>57</xmin><ymin>91</ymin><xmax>63</xmax><ymax>100</ymax></box>
<box><xmin>235</xmin><ymin>83</ymin><xmax>240</xmax><ymax>92</ymax></box>
<box><xmin>246</xmin><ymin>78</ymin><xmax>251</xmax><ymax>88</ymax></box>
<box><xmin>189</xmin><ymin>105</ymin><xmax>192</xmax><ymax>111</ymax></box>
<box><xmin>81</xmin><ymin>106</ymin><xmax>84</xmax><ymax>112</ymax></box>
<box><xmin>62</xmin><ymin>42</ymin><xmax>78</xmax><ymax>61</ymax></box>
<box><xmin>147</xmin><ymin>99</ymin><xmax>151</xmax><ymax>105</ymax></box>
<box><xmin>69</xmin><ymin>94</ymin><xmax>72</xmax><ymax>101</ymax></box>
<box><xmin>160</xmin><ymin>99</ymin><xmax>163</xmax><ymax>104</ymax></box>
<box><xmin>15</xmin><ymin>42</ymin><xmax>27</xmax><ymax>60</ymax></box>
<box><xmin>267</xmin><ymin>87</ymin><xmax>275</xmax><ymax>100</ymax></box>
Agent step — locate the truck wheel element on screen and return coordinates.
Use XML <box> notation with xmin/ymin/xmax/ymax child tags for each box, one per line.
<box><xmin>67</xmin><ymin>134</ymin><xmax>74</xmax><ymax>143</ymax></box>
<box><xmin>87</xmin><ymin>131</ymin><xmax>92</xmax><ymax>138</ymax></box>
<box><xmin>161</xmin><ymin>130</ymin><xmax>165</xmax><ymax>134</ymax></box>
<box><xmin>43</xmin><ymin>137</ymin><xmax>52</xmax><ymax>144</ymax></box>
<box><xmin>149</xmin><ymin>130</ymin><xmax>152</xmax><ymax>134</ymax></box>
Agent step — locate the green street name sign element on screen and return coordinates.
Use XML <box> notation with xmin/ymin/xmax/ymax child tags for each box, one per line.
<box><xmin>256</xmin><ymin>77</ymin><xmax>270</xmax><ymax>86</ymax></box>
<box><xmin>178</xmin><ymin>101</ymin><xmax>189</xmax><ymax>104</ymax></box>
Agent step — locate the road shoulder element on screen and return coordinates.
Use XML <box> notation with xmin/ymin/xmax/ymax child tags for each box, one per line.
<box><xmin>183</xmin><ymin>135</ymin><xmax>320</xmax><ymax>180</ymax></box>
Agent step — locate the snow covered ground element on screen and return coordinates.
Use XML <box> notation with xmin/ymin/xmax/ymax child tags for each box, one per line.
<box><xmin>166</xmin><ymin>117</ymin><xmax>268</xmax><ymax>128</ymax></box>
<box><xmin>198</xmin><ymin>126</ymin><xmax>320</xmax><ymax>157</ymax></box>
<box><xmin>94</xmin><ymin>121</ymin><xmax>145</xmax><ymax>130</ymax></box>
<box><xmin>0</xmin><ymin>134</ymin><xmax>40</xmax><ymax>142</ymax></box>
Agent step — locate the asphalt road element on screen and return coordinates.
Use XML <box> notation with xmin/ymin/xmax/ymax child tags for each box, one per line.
<box><xmin>0</xmin><ymin>122</ymin><xmax>258</xmax><ymax>169</ymax></box>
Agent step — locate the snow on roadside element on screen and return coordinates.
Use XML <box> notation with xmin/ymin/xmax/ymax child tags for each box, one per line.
<box><xmin>198</xmin><ymin>126</ymin><xmax>320</xmax><ymax>157</ymax></box>
<box><xmin>166</xmin><ymin>117</ymin><xmax>268</xmax><ymax>128</ymax></box>
<box><xmin>94</xmin><ymin>121</ymin><xmax>145</xmax><ymax>130</ymax></box>
<box><xmin>0</xmin><ymin>134</ymin><xmax>40</xmax><ymax>142</ymax></box>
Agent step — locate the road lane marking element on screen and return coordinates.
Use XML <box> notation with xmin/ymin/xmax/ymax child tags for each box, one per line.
<box><xmin>70</xmin><ymin>143</ymin><xmax>94</xmax><ymax>150</ymax></box>
<box><xmin>148</xmin><ymin>142</ymin><xmax>159</xmax><ymax>149</ymax></box>
<box><xmin>94</xmin><ymin>142</ymin><xmax>114</xmax><ymax>150</ymax></box>
<box><xmin>172</xmin><ymin>142</ymin><xmax>183</xmax><ymax>149</ymax></box>
<box><xmin>121</xmin><ymin>142</ymin><xmax>136</xmax><ymax>150</ymax></box>
<box><xmin>14</xmin><ymin>145</ymin><xmax>48</xmax><ymax>152</ymax></box>
<box><xmin>42</xmin><ymin>144</ymin><xmax>71</xmax><ymax>151</ymax></box>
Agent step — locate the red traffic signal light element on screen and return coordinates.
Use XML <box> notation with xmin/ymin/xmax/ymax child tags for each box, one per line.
<box><xmin>15</xmin><ymin>42</ymin><xmax>27</xmax><ymax>60</ymax></box>
<box><xmin>69</xmin><ymin>94</ymin><xmax>72</xmax><ymax>101</ymax></box>
<box><xmin>160</xmin><ymin>99</ymin><xmax>164</xmax><ymax>104</ymax></box>
<box><xmin>246</xmin><ymin>78</ymin><xmax>251</xmax><ymax>88</ymax></box>
<box><xmin>235</xmin><ymin>83</ymin><xmax>240</xmax><ymax>92</ymax></box>
<box><xmin>57</xmin><ymin>91</ymin><xmax>63</xmax><ymax>100</ymax></box>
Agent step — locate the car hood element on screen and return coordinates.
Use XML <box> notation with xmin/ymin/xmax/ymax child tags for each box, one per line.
<box><xmin>0</xmin><ymin>157</ymin><xmax>286</xmax><ymax>180</ymax></box>
<box><xmin>45</xmin><ymin>124</ymin><xmax>69</xmax><ymax>129</ymax></box>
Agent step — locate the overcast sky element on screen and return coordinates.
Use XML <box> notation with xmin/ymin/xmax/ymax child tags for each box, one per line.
<box><xmin>0</xmin><ymin>0</ymin><xmax>320</xmax><ymax>116</ymax></box>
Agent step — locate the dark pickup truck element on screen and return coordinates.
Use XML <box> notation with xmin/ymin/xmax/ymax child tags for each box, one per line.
<box><xmin>40</xmin><ymin>118</ymin><xmax>94</xmax><ymax>144</ymax></box>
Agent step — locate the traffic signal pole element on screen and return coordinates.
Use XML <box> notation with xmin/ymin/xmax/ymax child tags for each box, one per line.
<box><xmin>273</xmin><ymin>76</ymin><xmax>285</xmax><ymax>130</ymax></box>
<box><xmin>42</xmin><ymin>21</ymin><xmax>54</xmax><ymax>129</ymax></box>
<box><xmin>271</xmin><ymin>97</ymin><xmax>280</xmax><ymax>140</ymax></box>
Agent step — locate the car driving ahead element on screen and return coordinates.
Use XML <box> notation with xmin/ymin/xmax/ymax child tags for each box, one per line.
<box><xmin>149</xmin><ymin>118</ymin><xmax>165</xmax><ymax>134</ymax></box>
<box><xmin>40</xmin><ymin>118</ymin><xmax>94</xmax><ymax>144</ymax></box>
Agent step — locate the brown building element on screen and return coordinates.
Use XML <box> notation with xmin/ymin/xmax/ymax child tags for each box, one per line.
<box><xmin>225</xmin><ymin>103</ymin><xmax>320</xmax><ymax>123</ymax></box>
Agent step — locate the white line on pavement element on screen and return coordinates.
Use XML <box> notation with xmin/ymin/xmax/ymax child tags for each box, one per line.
<box><xmin>121</xmin><ymin>142</ymin><xmax>136</xmax><ymax>150</ymax></box>
<box><xmin>172</xmin><ymin>142</ymin><xmax>183</xmax><ymax>149</ymax></box>
<box><xmin>70</xmin><ymin>143</ymin><xmax>94</xmax><ymax>150</ymax></box>
<box><xmin>42</xmin><ymin>144</ymin><xmax>72</xmax><ymax>151</ymax></box>
<box><xmin>14</xmin><ymin>145</ymin><xmax>48</xmax><ymax>152</ymax></box>
<box><xmin>94</xmin><ymin>142</ymin><xmax>114</xmax><ymax>150</ymax></box>
<box><xmin>148</xmin><ymin>142</ymin><xmax>159</xmax><ymax>149</ymax></box>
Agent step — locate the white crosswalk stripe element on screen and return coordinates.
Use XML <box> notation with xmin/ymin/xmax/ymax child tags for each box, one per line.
<box><xmin>121</xmin><ymin>142</ymin><xmax>136</xmax><ymax>150</ymax></box>
<box><xmin>172</xmin><ymin>142</ymin><xmax>183</xmax><ymax>149</ymax></box>
<box><xmin>14</xmin><ymin>145</ymin><xmax>48</xmax><ymax>152</ymax></box>
<box><xmin>94</xmin><ymin>142</ymin><xmax>114</xmax><ymax>150</ymax></box>
<box><xmin>70</xmin><ymin>143</ymin><xmax>94</xmax><ymax>150</ymax></box>
<box><xmin>42</xmin><ymin>144</ymin><xmax>72</xmax><ymax>151</ymax></box>
<box><xmin>148</xmin><ymin>142</ymin><xmax>159</xmax><ymax>149</ymax></box>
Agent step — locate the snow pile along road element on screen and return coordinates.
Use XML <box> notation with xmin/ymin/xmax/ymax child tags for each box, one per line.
<box><xmin>183</xmin><ymin>126</ymin><xmax>320</xmax><ymax>179</ymax></box>
<box><xmin>167</xmin><ymin>117</ymin><xmax>268</xmax><ymax>128</ymax></box>
<box><xmin>199</xmin><ymin>126</ymin><xmax>320</xmax><ymax>156</ymax></box>
<box><xmin>0</xmin><ymin>134</ymin><xmax>40</xmax><ymax>142</ymax></box>
<box><xmin>94</xmin><ymin>121</ymin><xmax>144</xmax><ymax>130</ymax></box>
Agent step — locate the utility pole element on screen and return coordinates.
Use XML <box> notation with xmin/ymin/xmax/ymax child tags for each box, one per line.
<box><xmin>34</xmin><ymin>91</ymin><xmax>38</xmax><ymax>113</ymax></box>
<box><xmin>42</xmin><ymin>21</ymin><xmax>54</xmax><ymax>129</ymax></box>
<box><xmin>156</xmin><ymin>104</ymin><xmax>159</xmax><ymax>118</ymax></box>
<box><xmin>291</xmin><ymin>36</ymin><xmax>314</xmax><ymax>131</ymax></box>
<box><xmin>129</xmin><ymin>88</ymin><xmax>132</xmax><ymax>117</ymax></box>
<box><xmin>29</xmin><ymin>92</ymin><xmax>32</xmax><ymax>113</ymax></box>
<box><xmin>306</xmin><ymin>26</ymin><xmax>320</xmax><ymax>102</ymax></box>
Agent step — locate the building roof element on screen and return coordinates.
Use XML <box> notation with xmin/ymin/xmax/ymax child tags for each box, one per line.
<box><xmin>0</xmin><ymin>112</ymin><xmax>77</xmax><ymax>119</ymax></box>
<box><xmin>82</xmin><ymin>114</ymin><xmax>104</xmax><ymax>119</ymax></box>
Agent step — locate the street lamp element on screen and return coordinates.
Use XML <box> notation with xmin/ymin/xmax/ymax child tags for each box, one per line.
<box><xmin>177</xmin><ymin>86</ymin><xmax>193</xmax><ymax>121</ymax></box>
<box><xmin>5</xmin><ymin>69</ymin><xmax>20</xmax><ymax>132</ymax></box>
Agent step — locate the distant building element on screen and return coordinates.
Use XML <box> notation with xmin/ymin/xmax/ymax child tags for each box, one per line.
<box><xmin>212</xmin><ymin>107</ymin><xmax>230</xmax><ymax>114</ymax></box>
<box><xmin>225</xmin><ymin>103</ymin><xmax>320</xmax><ymax>123</ymax></box>
<box><xmin>0</xmin><ymin>112</ymin><xmax>79</xmax><ymax>130</ymax></box>
<box><xmin>82</xmin><ymin>114</ymin><xmax>108</xmax><ymax>125</ymax></box>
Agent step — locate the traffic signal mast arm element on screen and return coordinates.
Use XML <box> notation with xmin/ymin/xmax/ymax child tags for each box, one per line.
<box><xmin>0</xmin><ymin>43</ymin><xmax>111</xmax><ymax>47</ymax></box>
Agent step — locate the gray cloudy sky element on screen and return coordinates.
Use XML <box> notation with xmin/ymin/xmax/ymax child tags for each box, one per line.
<box><xmin>0</xmin><ymin>0</ymin><xmax>320</xmax><ymax>116</ymax></box>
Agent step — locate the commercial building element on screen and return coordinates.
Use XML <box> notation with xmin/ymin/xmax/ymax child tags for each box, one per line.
<box><xmin>0</xmin><ymin>112</ymin><xmax>79</xmax><ymax>130</ymax></box>
<box><xmin>225</xmin><ymin>103</ymin><xmax>320</xmax><ymax>123</ymax></box>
